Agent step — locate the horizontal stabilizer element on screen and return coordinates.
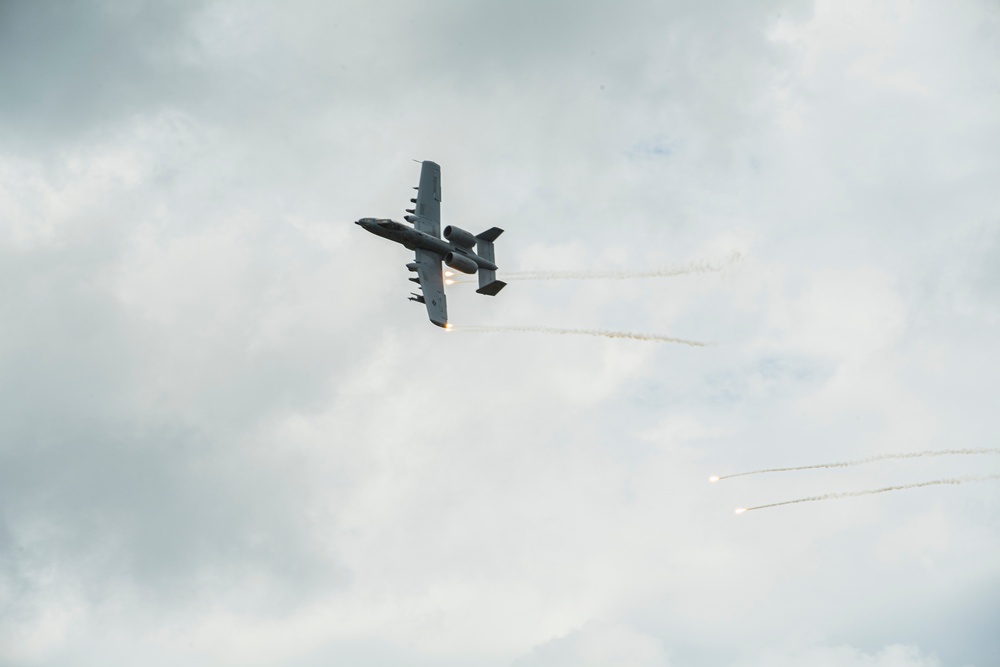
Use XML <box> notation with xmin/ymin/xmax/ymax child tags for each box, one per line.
<box><xmin>476</xmin><ymin>227</ymin><xmax>504</xmax><ymax>243</ymax></box>
<box><xmin>476</xmin><ymin>279</ymin><xmax>506</xmax><ymax>296</ymax></box>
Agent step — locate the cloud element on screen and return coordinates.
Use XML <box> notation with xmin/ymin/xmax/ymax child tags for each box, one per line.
<box><xmin>733</xmin><ymin>643</ymin><xmax>941</xmax><ymax>667</ymax></box>
<box><xmin>513</xmin><ymin>620</ymin><xmax>672</xmax><ymax>667</ymax></box>
<box><xmin>1</xmin><ymin>0</ymin><xmax>999</xmax><ymax>665</ymax></box>
<box><xmin>0</xmin><ymin>2</ymin><xmax>204</xmax><ymax>148</ymax></box>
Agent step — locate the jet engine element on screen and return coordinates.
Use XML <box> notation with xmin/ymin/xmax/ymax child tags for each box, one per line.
<box><xmin>444</xmin><ymin>251</ymin><xmax>479</xmax><ymax>274</ymax></box>
<box><xmin>443</xmin><ymin>225</ymin><xmax>477</xmax><ymax>249</ymax></box>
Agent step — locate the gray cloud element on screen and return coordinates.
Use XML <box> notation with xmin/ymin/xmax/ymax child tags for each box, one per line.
<box><xmin>0</xmin><ymin>1</ymin><xmax>205</xmax><ymax>148</ymax></box>
<box><xmin>1</xmin><ymin>0</ymin><xmax>999</xmax><ymax>665</ymax></box>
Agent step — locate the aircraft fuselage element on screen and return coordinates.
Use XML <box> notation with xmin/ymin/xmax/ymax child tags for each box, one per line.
<box><xmin>355</xmin><ymin>218</ymin><xmax>498</xmax><ymax>271</ymax></box>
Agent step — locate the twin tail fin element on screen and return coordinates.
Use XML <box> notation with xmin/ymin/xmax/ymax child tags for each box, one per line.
<box><xmin>475</xmin><ymin>227</ymin><xmax>506</xmax><ymax>296</ymax></box>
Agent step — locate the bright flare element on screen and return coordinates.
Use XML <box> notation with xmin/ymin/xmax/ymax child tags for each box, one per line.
<box><xmin>708</xmin><ymin>476</ymin><xmax>720</xmax><ymax>483</ymax></box>
<box><xmin>734</xmin><ymin>508</ymin><xmax>746</xmax><ymax>515</ymax></box>
<box><xmin>444</xmin><ymin>271</ymin><xmax>454</xmax><ymax>277</ymax></box>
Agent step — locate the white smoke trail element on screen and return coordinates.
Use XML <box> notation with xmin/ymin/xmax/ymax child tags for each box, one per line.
<box><xmin>737</xmin><ymin>474</ymin><xmax>1000</xmax><ymax>513</ymax></box>
<box><xmin>502</xmin><ymin>250</ymin><xmax>744</xmax><ymax>281</ymax></box>
<box><xmin>452</xmin><ymin>325</ymin><xmax>706</xmax><ymax>347</ymax></box>
<box><xmin>711</xmin><ymin>448</ymin><xmax>1000</xmax><ymax>482</ymax></box>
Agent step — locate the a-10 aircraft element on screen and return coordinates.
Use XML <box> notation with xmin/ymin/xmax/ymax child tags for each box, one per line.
<box><xmin>356</xmin><ymin>161</ymin><xmax>505</xmax><ymax>328</ymax></box>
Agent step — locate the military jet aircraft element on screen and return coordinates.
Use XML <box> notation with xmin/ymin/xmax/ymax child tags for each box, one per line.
<box><xmin>356</xmin><ymin>161</ymin><xmax>505</xmax><ymax>328</ymax></box>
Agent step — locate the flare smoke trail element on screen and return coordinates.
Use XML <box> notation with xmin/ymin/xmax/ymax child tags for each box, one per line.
<box><xmin>711</xmin><ymin>448</ymin><xmax>1000</xmax><ymax>482</ymax></box>
<box><xmin>737</xmin><ymin>474</ymin><xmax>1000</xmax><ymax>513</ymax></box>
<box><xmin>501</xmin><ymin>251</ymin><xmax>744</xmax><ymax>281</ymax></box>
<box><xmin>452</xmin><ymin>325</ymin><xmax>706</xmax><ymax>347</ymax></box>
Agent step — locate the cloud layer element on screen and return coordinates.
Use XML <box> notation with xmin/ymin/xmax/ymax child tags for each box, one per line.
<box><xmin>1</xmin><ymin>1</ymin><xmax>998</xmax><ymax>665</ymax></box>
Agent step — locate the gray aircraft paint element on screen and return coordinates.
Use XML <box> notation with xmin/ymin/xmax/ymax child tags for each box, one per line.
<box><xmin>356</xmin><ymin>161</ymin><xmax>505</xmax><ymax>327</ymax></box>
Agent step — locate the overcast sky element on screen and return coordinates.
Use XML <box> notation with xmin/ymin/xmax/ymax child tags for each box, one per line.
<box><xmin>1</xmin><ymin>1</ymin><xmax>999</xmax><ymax>665</ymax></box>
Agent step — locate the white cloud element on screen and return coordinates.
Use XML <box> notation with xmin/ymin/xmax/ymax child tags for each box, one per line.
<box><xmin>734</xmin><ymin>643</ymin><xmax>940</xmax><ymax>667</ymax></box>
<box><xmin>514</xmin><ymin>620</ymin><xmax>671</xmax><ymax>667</ymax></box>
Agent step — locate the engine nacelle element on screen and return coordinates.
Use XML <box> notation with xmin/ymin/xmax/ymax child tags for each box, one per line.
<box><xmin>444</xmin><ymin>251</ymin><xmax>479</xmax><ymax>274</ymax></box>
<box><xmin>443</xmin><ymin>225</ymin><xmax>477</xmax><ymax>249</ymax></box>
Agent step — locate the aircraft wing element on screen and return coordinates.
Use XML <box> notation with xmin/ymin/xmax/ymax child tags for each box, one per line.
<box><xmin>412</xmin><ymin>161</ymin><xmax>441</xmax><ymax>238</ymax></box>
<box><xmin>415</xmin><ymin>248</ymin><xmax>448</xmax><ymax>327</ymax></box>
